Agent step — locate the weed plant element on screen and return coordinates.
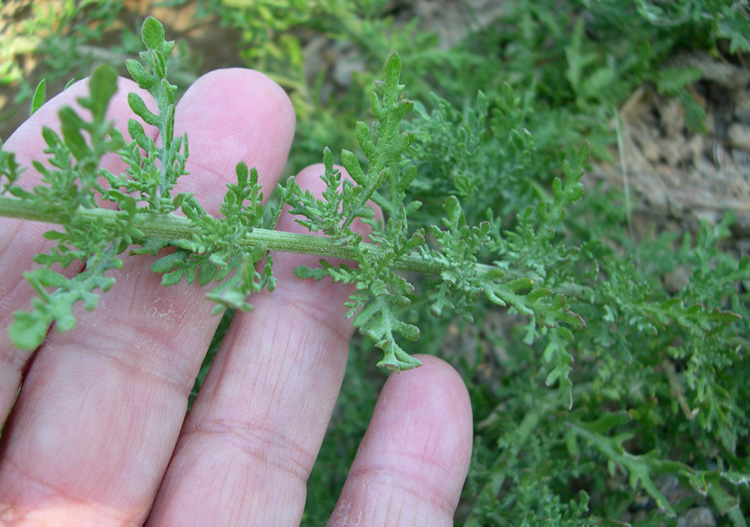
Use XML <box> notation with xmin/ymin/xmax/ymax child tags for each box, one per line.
<box><xmin>1</xmin><ymin>1</ymin><xmax>749</xmax><ymax>525</ymax></box>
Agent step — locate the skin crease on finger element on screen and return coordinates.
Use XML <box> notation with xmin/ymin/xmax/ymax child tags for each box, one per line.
<box><xmin>0</xmin><ymin>69</ymin><xmax>296</xmax><ymax>526</ymax></box>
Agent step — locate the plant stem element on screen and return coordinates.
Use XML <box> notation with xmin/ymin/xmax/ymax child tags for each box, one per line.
<box><xmin>0</xmin><ymin>195</ymin><xmax>450</xmax><ymax>274</ymax></box>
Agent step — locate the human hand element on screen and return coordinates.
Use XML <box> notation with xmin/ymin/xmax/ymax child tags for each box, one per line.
<box><xmin>0</xmin><ymin>69</ymin><xmax>473</xmax><ymax>526</ymax></box>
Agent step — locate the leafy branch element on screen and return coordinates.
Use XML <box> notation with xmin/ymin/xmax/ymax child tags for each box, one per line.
<box><xmin>0</xmin><ymin>17</ymin><xmax>590</xmax><ymax>370</ymax></box>
<box><xmin>568</xmin><ymin>413</ymin><xmax>748</xmax><ymax>526</ymax></box>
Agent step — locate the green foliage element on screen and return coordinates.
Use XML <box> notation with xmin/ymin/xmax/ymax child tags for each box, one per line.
<box><xmin>0</xmin><ymin>141</ymin><xmax>22</xmax><ymax>194</ymax></box>
<box><xmin>283</xmin><ymin>53</ymin><xmax>585</xmax><ymax>370</ymax></box>
<box><xmin>1</xmin><ymin>19</ymin><xmax>278</xmax><ymax>349</ymax></box>
<box><xmin>5</xmin><ymin>65</ymin><xmax>137</xmax><ymax>347</ymax></box>
<box><xmin>2</xmin><ymin>2</ymin><xmax>749</xmax><ymax>525</ymax></box>
<box><xmin>176</xmin><ymin>0</ymin><xmax>481</xmax><ymax>172</ymax></box>
<box><xmin>0</xmin><ymin>1</ymin><xmax>124</xmax><ymax>98</ymax></box>
<box><xmin>120</xmin><ymin>17</ymin><xmax>185</xmax><ymax>213</ymax></box>
<box><xmin>1</xmin><ymin>16</ymin><xmax>588</xmax><ymax>367</ymax></box>
<box><xmin>570</xmin><ymin>411</ymin><xmax>749</xmax><ymax>526</ymax></box>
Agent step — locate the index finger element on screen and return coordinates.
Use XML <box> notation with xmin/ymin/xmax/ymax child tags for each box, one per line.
<box><xmin>0</xmin><ymin>76</ymin><xmax>153</xmax><ymax>420</ymax></box>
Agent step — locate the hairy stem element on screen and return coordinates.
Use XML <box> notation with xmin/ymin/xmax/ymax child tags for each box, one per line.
<box><xmin>0</xmin><ymin>195</ymin><xmax>451</xmax><ymax>274</ymax></box>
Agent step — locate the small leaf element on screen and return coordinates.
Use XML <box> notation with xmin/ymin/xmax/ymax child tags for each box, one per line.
<box><xmin>9</xmin><ymin>310</ymin><xmax>50</xmax><ymax>350</ymax></box>
<box><xmin>126</xmin><ymin>59</ymin><xmax>155</xmax><ymax>89</ymax></box>
<box><xmin>383</xmin><ymin>52</ymin><xmax>403</xmax><ymax>85</ymax></box>
<box><xmin>161</xmin><ymin>269</ymin><xmax>185</xmax><ymax>286</ymax></box>
<box><xmin>152</xmin><ymin>251</ymin><xmax>187</xmax><ymax>273</ymax></box>
<box><xmin>235</xmin><ymin>161</ymin><xmax>249</xmax><ymax>187</ymax></box>
<box><xmin>32</xmin><ymin>268</ymin><xmax>70</xmax><ymax>289</ymax></box>
<box><xmin>128</xmin><ymin>119</ymin><xmax>151</xmax><ymax>150</ymax></box>
<box><xmin>198</xmin><ymin>262</ymin><xmax>217</xmax><ymax>286</ymax></box>
<box><xmin>356</xmin><ymin>121</ymin><xmax>375</xmax><ymax>158</ymax></box>
<box><xmin>341</xmin><ymin>150</ymin><xmax>366</xmax><ymax>185</ymax></box>
<box><xmin>128</xmin><ymin>92</ymin><xmax>159</xmax><ymax>127</ymax></box>
<box><xmin>59</xmin><ymin>107</ymin><xmax>90</xmax><ymax>161</ymax></box>
<box><xmin>88</xmin><ymin>65</ymin><xmax>119</xmax><ymax>122</ymax></box>
<box><xmin>31</xmin><ymin>79</ymin><xmax>47</xmax><ymax>116</ymax></box>
<box><xmin>443</xmin><ymin>195</ymin><xmax>462</xmax><ymax>227</ymax></box>
<box><xmin>141</xmin><ymin>17</ymin><xmax>166</xmax><ymax>51</ymax></box>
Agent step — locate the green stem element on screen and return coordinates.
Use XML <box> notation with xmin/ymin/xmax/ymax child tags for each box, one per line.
<box><xmin>0</xmin><ymin>195</ymin><xmax>449</xmax><ymax>275</ymax></box>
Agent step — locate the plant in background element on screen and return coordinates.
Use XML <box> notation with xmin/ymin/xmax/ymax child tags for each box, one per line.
<box><xmin>1</xmin><ymin>1</ymin><xmax>124</xmax><ymax>97</ymax></box>
<box><xmin>1</xmin><ymin>2</ymin><xmax>749</xmax><ymax>525</ymax></box>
